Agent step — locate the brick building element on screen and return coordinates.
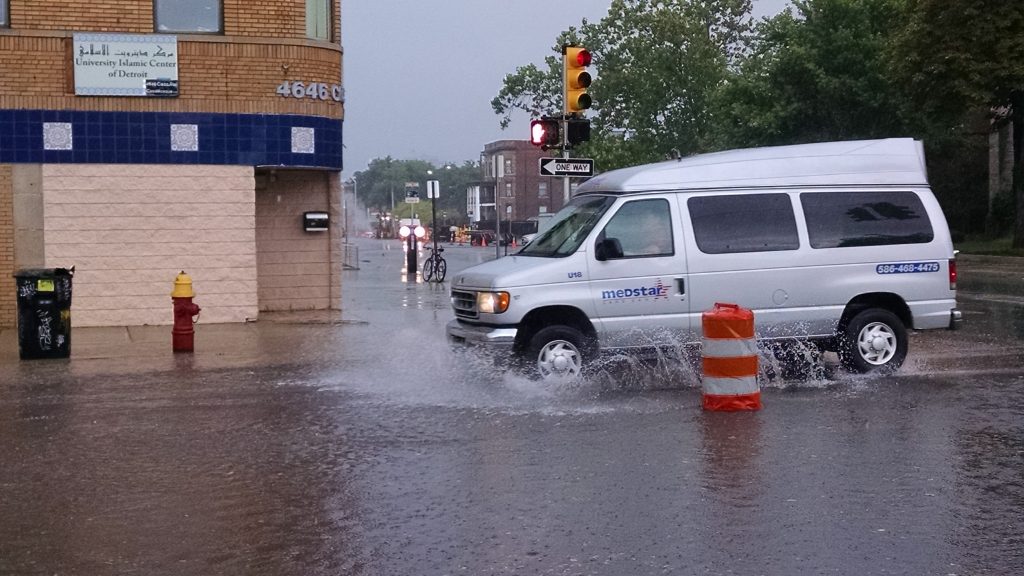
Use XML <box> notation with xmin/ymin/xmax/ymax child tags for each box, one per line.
<box><xmin>0</xmin><ymin>0</ymin><xmax>344</xmax><ymax>327</ymax></box>
<box><xmin>469</xmin><ymin>140</ymin><xmax>570</xmax><ymax>234</ymax></box>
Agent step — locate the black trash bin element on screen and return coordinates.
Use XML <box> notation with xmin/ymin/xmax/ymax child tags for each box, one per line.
<box><xmin>14</xmin><ymin>267</ymin><xmax>74</xmax><ymax>360</ymax></box>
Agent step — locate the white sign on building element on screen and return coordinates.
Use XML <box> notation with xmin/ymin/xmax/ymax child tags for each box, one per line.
<box><xmin>73</xmin><ymin>33</ymin><xmax>179</xmax><ymax>97</ymax></box>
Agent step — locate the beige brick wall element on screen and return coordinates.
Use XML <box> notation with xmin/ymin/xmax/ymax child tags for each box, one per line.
<box><xmin>0</xmin><ymin>36</ymin><xmax>343</xmax><ymax>118</ymax></box>
<box><xmin>9</xmin><ymin>0</ymin><xmax>152</xmax><ymax>33</ymax></box>
<box><xmin>255</xmin><ymin>170</ymin><xmax>334</xmax><ymax>312</ymax></box>
<box><xmin>7</xmin><ymin>0</ymin><xmax>341</xmax><ymax>40</ymax></box>
<box><xmin>0</xmin><ymin>0</ymin><xmax>344</xmax><ymax>118</ymax></box>
<box><xmin>0</xmin><ymin>166</ymin><xmax>13</xmax><ymax>328</ymax></box>
<box><xmin>41</xmin><ymin>164</ymin><xmax>258</xmax><ymax>326</ymax></box>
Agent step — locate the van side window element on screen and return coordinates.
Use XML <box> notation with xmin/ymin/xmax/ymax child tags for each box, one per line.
<box><xmin>688</xmin><ymin>194</ymin><xmax>799</xmax><ymax>254</ymax></box>
<box><xmin>801</xmin><ymin>191</ymin><xmax>934</xmax><ymax>248</ymax></box>
<box><xmin>602</xmin><ymin>199</ymin><xmax>673</xmax><ymax>257</ymax></box>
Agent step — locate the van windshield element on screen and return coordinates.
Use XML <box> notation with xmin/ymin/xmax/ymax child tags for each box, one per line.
<box><xmin>518</xmin><ymin>195</ymin><xmax>616</xmax><ymax>257</ymax></box>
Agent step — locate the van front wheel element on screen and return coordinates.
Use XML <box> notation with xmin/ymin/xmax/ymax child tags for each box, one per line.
<box><xmin>528</xmin><ymin>326</ymin><xmax>588</xmax><ymax>382</ymax></box>
<box><xmin>839</xmin><ymin>309</ymin><xmax>908</xmax><ymax>373</ymax></box>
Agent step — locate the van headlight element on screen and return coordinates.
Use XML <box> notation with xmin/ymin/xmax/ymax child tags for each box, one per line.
<box><xmin>477</xmin><ymin>291</ymin><xmax>510</xmax><ymax>314</ymax></box>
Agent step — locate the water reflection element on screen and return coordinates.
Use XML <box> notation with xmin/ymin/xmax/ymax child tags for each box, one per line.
<box><xmin>0</xmin><ymin>367</ymin><xmax>369</xmax><ymax>575</ymax></box>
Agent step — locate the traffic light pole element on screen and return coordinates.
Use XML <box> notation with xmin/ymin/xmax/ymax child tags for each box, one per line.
<box><xmin>562</xmin><ymin>45</ymin><xmax>570</xmax><ymax>206</ymax></box>
<box><xmin>562</xmin><ymin>117</ymin><xmax>571</xmax><ymax>206</ymax></box>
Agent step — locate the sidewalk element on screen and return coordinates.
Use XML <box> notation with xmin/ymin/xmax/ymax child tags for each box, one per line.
<box><xmin>0</xmin><ymin>310</ymin><xmax>363</xmax><ymax>370</ymax></box>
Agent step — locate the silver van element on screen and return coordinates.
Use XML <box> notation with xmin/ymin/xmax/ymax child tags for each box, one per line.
<box><xmin>447</xmin><ymin>139</ymin><xmax>961</xmax><ymax>380</ymax></box>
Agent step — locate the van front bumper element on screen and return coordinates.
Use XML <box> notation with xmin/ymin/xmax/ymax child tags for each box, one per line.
<box><xmin>446</xmin><ymin>319</ymin><xmax>518</xmax><ymax>349</ymax></box>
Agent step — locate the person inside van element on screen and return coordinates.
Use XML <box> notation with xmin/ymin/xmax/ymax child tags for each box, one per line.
<box><xmin>639</xmin><ymin>212</ymin><xmax>673</xmax><ymax>255</ymax></box>
<box><xmin>600</xmin><ymin>198</ymin><xmax>674</xmax><ymax>257</ymax></box>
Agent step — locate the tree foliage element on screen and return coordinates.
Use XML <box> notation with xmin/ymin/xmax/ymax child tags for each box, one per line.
<box><xmin>492</xmin><ymin>0</ymin><xmax>753</xmax><ymax>170</ymax></box>
<box><xmin>712</xmin><ymin>0</ymin><xmax>911</xmax><ymax>148</ymax></box>
<box><xmin>589</xmin><ymin>0</ymin><xmax>753</xmax><ymax>164</ymax></box>
<box><xmin>891</xmin><ymin>0</ymin><xmax>1024</xmax><ymax>244</ymax></box>
<box><xmin>352</xmin><ymin>158</ymin><xmax>479</xmax><ymax>224</ymax></box>
<box><xmin>489</xmin><ymin>0</ymin><xmax>1023</xmax><ymax>238</ymax></box>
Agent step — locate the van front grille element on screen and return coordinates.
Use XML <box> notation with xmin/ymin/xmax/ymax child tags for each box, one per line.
<box><xmin>450</xmin><ymin>289</ymin><xmax>477</xmax><ymax>319</ymax></box>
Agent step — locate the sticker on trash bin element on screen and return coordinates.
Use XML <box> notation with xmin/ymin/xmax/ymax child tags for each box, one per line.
<box><xmin>37</xmin><ymin>279</ymin><xmax>55</xmax><ymax>292</ymax></box>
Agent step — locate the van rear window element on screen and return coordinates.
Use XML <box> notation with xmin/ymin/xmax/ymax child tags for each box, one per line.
<box><xmin>688</xmin><ymin>194</ymin><xmax>799</xmax><ymax>254</ymax></box>
<box><xmin>801</xmin><ymin>191</ymin><xmax>934</xmax><ymax>249</ymax></box>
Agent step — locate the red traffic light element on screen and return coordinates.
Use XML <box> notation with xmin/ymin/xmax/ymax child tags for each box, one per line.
<box><xmin>564</xmin><ymin>46</ymin><xmax>593</xmax><ymax>114</ymax></box>
<box><xmin>530</xmin><ymin>118</ymin><xmax>560</xmax><ymax>148</ymax></box>
<box><xmin>574</xmin><ymin>49</ymin><xmax>592</xmax><ymax>67</ymax></box>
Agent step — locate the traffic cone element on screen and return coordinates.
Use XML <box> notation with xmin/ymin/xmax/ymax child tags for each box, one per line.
<box><xmin>481</xmin><ymin>235</ymin><xmax>487</xmax><ymax>248</ymax></box>
<box><xmin>701</xmin><ymin>302</ymin><xmax>761</xmax><ymax>411</ymax></box>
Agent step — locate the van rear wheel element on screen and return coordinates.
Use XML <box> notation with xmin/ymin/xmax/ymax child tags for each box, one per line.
<box><xmin>838</xmin><ymin>309</ymin><xmax>908</xmax><ymax>373</ymax></box>
<box><xmin>527</xmin><ymin>326</ymin><xmax>588</xmax><ymax>382</ymax></box>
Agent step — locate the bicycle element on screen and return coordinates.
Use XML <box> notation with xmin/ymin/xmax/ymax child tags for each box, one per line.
<box><xmin>422</xmin><ymin>245</ymin><xmax>447</xmax><ymax>282</ymax></box>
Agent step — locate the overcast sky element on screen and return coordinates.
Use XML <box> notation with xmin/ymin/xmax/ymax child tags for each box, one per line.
<box><xmin>341</xmin><ymin>0</ymin><xmax>791</xmax><ymax>178</ymax></box>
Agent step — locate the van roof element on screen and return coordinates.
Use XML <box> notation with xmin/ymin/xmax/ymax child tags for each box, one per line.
<box><xmin>575</xmin><ymin>138</ymin><xmax>929</xmax><ymax>193</ymax></box>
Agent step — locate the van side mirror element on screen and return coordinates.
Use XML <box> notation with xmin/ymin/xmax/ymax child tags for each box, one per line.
<box><xmin>596</xmin><ymin>237</ymin><xmax>624</xmax><ymax>261</ymax></box>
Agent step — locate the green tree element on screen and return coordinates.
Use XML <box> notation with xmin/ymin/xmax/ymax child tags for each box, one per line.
<box><xmin>711</xmin><ymin>0</ymin><xmax>911</xmax><ymax>148</ymax></box>
<box><xmin>591</xmin><ymin>0</ymin><xmax>752</xmax><ymax>164</ymax></box>
<box><xmin>492</xmin><ymin>0</ymin><xmax>753</xmax><ymax>171</ymax></box>
<box><xmin>353</xmin><ymin>158</ymin><xmax>479</xmax><ymax>227</ymax></box>
<box><xmin>891</xmin><ymin>0</ymin><xmax>1024</xmax><ymax>245</ymax></box>
<box><xmin>708</xmin><ymin>0</ymin><xmax>996</xmax><ymax>234</ymax></box>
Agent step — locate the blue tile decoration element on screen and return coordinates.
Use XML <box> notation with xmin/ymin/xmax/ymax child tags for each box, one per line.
<box><xmin>0</xmin><ymin>109</ymin><xmax>343</xmax><ymax>169</ymax></box>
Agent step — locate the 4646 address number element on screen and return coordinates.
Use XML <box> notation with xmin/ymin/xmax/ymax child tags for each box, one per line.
<box><xmin>276</xmin><ymin>81</ymin><xmax>345</xmax><ymax>103</ymax></box>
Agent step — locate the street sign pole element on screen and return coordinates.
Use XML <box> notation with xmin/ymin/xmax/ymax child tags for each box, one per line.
<box><xmin>427</xmin><ymin>180</ymin><xmax>440</xmax><ymax>254</ymax></box>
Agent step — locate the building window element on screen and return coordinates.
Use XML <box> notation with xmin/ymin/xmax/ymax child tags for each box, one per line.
<box><xmin>504</xmin><ymin>158</ymin><xmax>515</xmax><ymax>175</ymax></box>
<box><xmin>306</xmin><ymin>0</ymin><xmax>331</xmax><ymax>40</ymax></box>
<box><xmin>505</xmin><ymin>182</ymin><xmax>513</xmax><ymax>197</ymax></box>
<box><xmin>0</xmin><ymin>0</ymin><xmax>8</xmax><ymax>27</ymax></box>
<box><xmin>538</xmin><ymin>182</ymin><xmax>548</xmax><ymax>198</ymax></box>
<box><xmin>155</xmin><ymin>0</ymin><xmax>222</xmax><ymax>33</ymax></box>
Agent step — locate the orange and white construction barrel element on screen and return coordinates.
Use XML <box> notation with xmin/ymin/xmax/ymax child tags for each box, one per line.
<box><xmin>701</xmin><ymin>302</ymin><xmax>762</xmax><ymax>411</ymax></box>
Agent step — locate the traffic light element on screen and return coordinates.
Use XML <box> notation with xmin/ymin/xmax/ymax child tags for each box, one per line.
<box><xmin>566</xmin><ymin>118</ymin><xmax>591</xmax><ymax>147</ymax></box>
<box><xmin>563</xmin><ymin>46</ymin><xmax>592</xmax><ymax>115</ymax></box>
<box><xmin>530</xmin><ymin>117</ymin><xmax>560</xmax><ymax>148</ymax></box>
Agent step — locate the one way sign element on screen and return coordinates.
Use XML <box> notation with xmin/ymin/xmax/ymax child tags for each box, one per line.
<box><xmin>539</xmin><ymin>158</ymin><xmax>595</xmax><ymax>178</ymax></box>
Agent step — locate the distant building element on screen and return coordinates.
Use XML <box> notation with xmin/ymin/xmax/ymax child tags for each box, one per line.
<box><xmin>0</xmin><ymin>0</ymin><xmax>345</xmax><ymax>327</ymax></box>
<box><xmin>468</xmin><ymin>140</ymin><xmax>573</xmax><ymax>234</ymax></box>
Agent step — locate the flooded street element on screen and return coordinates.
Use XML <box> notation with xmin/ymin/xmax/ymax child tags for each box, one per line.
<box><xmin>1</xmin><ymin>239</ymin><xmax>1022</xmax><ymax>575</ymax></box>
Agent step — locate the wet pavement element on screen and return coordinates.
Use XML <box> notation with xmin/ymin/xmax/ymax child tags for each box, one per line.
<box><xmin>1</xmin><ymin>240</ymin><xmax>1022</xmax><ymax>576</ymax></box>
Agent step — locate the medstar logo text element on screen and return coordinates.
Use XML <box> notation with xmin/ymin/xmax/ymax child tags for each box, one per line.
<box><xmin>601</xmin><ymin>279</ymin><xmax>669</xmax><ymax>301</ymax></box>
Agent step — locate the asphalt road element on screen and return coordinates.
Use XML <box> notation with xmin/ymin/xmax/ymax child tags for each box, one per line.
<box><xmin>0</xmin><ymin>239</ymin><xmax>1021</xmax><ymax>576</ymax></box>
